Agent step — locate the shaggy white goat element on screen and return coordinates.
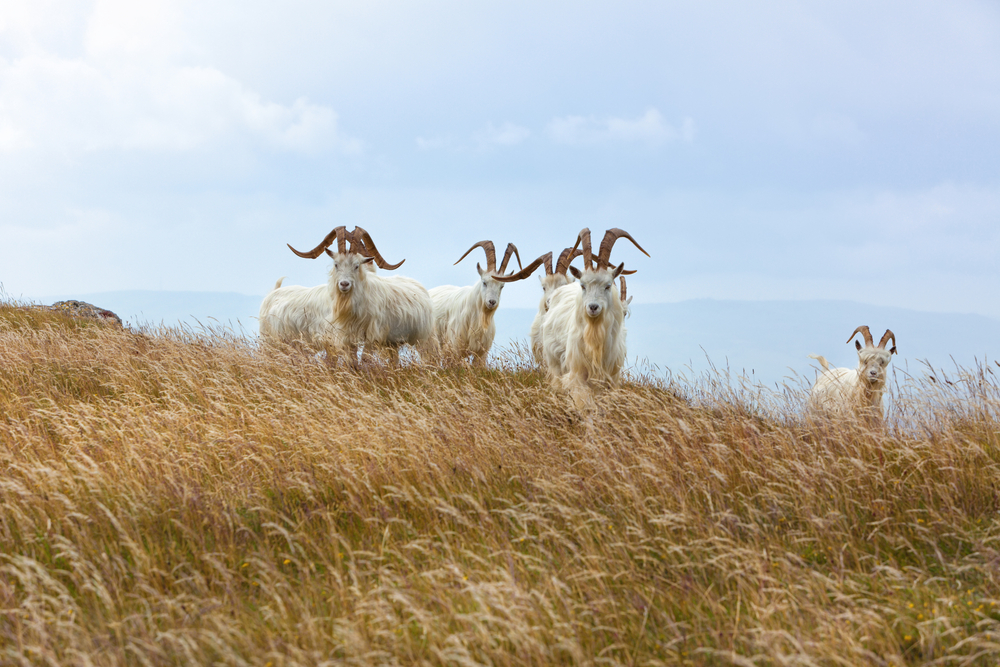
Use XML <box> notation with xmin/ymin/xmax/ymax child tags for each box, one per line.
<box><xmin>540</xmin><ymin>228</ymin><xmax>649</xmax><ymax>407</ymax></box>
<box><xmin>259</xmin><ymin>226</ymin><xmax>433</xmax><ymax>366</ymax></box>
<box><xmin>429</xmin><ymin>241</ymin><xmax>523</xmax><ymax>365</ymax></box>
<box><xmin>807</xmin><ymin>325</ymin><xmax>897</xmax><ymax>423</ymax></box>
<box><xmin>496</xmin><ymin>247</ymin><xmax>583</xmax><ymax>365</ymax></box>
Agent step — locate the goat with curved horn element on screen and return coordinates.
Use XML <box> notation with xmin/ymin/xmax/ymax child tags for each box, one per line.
<box><xmin>807</xmin><ymin>324</ymin><xmax>899</xmax><ymax>425</ymax></box>
<box><xmin>541</xmin><ymin>227</ymin><xmax>650</xmax><ymax>409</ymax></box>
<box><xmin>260</xmin><ymin>226</ymin><xmax>433</xmax><ymax>368</ymax></box>
<box><xmin>428</xmin><ymin>239</ymin><xmax>526</xmax><ymax>366</ymax></box>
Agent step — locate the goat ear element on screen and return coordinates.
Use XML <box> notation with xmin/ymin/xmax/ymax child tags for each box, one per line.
<box><xmin>611</xmin><ymin>262</ymin><xmax>625</xmax><ymax>279</ymax></box>
<box><xmin>569</xmin><ymin>266</ymin><xmax>583</xmax><ymax>279</ymax></box>
<box><xmin>325</xmin><ymin>248</ymin><xmax>335</xmax><ymax>258</ymax></box>
<box><xmin>477</xmin><ymin>263</ymin><xmax>485</xmax><ymax>277</ymax></box>
<box><xmin>890</xmin><ymin>346</ymin><xmax>897</xmax><ymax>355</ymax></box>
<box><xmin>855</xmin><ymin>340</ymin><xmax>862</xmax><ymax>352</ymax></box>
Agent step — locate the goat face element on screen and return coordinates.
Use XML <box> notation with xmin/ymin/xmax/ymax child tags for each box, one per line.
<box><xmin>570</xmin><ymin>266</ymin><xmax>621</xmax><ymax>320</ymax></box>
<box><xmin>476</xmin><ymin>265</ymin><xmax>505</xmax><ymax>311</ymax></box>
<box><xmin>329</xmin><ymin>253</ymin><xmax>375</xmax><ymax>294</ymax></box>
<box><xmin>857</xmin><ymin>347</ymin><xmax>893</xmax><ymax>385</ymax></box>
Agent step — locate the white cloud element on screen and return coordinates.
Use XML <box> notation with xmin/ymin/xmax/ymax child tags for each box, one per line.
<box><xmin>547</xmin><ymin>109</ymin><xmax>694</xmax><ymax>147</ymax></box>
<box><xmin>0</xmin><ymin>1</ymin><xmax>359</xmax><ymax>157</ymax></box>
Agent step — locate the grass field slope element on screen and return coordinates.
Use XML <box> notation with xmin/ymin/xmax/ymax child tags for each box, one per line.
<box><xmin>2</xmin><ymin>301</ymin><xmax>1000</xmax><ymax>665</ymax></box>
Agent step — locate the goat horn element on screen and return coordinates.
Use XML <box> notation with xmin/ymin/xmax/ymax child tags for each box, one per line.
<box><xmin>351</xmin><ymin>227</ymin><xmax>404</xmax><ymax>270</ymax></box>
<box><xmin>596</xmin><ymin>228</ymin><xmax>650</xmax><ymax>270</ymax></box>
<box><xmin>571</xmin><ymin>228</ymin><xmax>594</xmax><ymax>270</ymax></box>
<box><xmin>878</xmin><ymin>329</ymin><xmax>896</xmax><ymax>350</ymax></box>
<box><xmin>287</xmin><ymin>226</ymin><xmax>348</xmax><ymax>259</ymax></box>
<box><xmin>847</xmin><ymin>325</ymin><xmax>874</xmax><ymax>347</ymax></box>
<box><xmin>555</xmin><ymin>247</ymin><xmax>582</xmax><ymax>276</ymax></box>
<box><xmin>347</xmin><ymin>229</ymin><xmax>366</xmax><ymax>255</ymax></box>
<box><xmin>619</xmin><ymin>276</ymin><xmax>627</xmax><ymax>302</ymax></box>
<box><xmin>494</xmin><ymin>252</ymin><xmax>551</xmax><ymax>283</ymax></box>
<box><xmin>498</xmin><ymin>243</ymin><xmax>522</xmax><ymax>275</ymax></box>
<box><xmin>454</xmin><ymin>241</ymin><xmax>497</xmax><ymax>272</ymax></box>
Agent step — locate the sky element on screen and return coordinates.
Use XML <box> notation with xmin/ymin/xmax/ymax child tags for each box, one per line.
<box><xmin>2</xmin><ymin>0</ymin><xmax>1000</xmax><ymax>318</ymax></box>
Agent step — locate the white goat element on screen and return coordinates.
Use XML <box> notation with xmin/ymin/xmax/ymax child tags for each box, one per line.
<box><xmin>428</xmin><ymin>241</ymin><xmax>523</xmax><ymax>365</ymax></box>
<box><xmin>259</xmin><ymin>226</ymin><xmax>433</xmax><ymax>366</ymax></box>
<box><xmin>496</xmin><ymin>247</ymin><xmax>583</xmax><ymax>365</ymax></box>
<box><xmin>540</xmin><ymin>228</ymin><xmax>649</xmax><ymax>407</ymax></box>
<box><xmin>807</xmin><ymin>325</ymin><xmax>897</xmax><ymax>423</ymax></box>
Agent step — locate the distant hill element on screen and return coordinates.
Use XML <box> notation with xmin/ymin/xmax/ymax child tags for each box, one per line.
<box><xmin>37</xmin><ymin>291</ymin><xmax>1000</xmax><ymax>388</ymax></box>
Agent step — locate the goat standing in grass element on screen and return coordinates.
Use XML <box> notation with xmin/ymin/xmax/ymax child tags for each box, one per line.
<box><xmin>808</xmin><ymin>325</ymin><xmax>897</xmax><ymax>423</ymax></box>
<box><xmin>429</xmin><ymin>241</ymin><xmax>523</xmax><ymax>366</ymax></box>
<box><xmin>260</xmin><ymin>226</ymin><xmax>433</xmax><ymax>366</ymax></box>
<box><xmin>540</xmin><ymin>228</ymin><xmax>649</xmax><ymax>408</ymax></box>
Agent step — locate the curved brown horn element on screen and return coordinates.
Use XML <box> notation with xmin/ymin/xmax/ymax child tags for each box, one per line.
<box><xmin>555</xmin><ymin>247</ymin><xmax>582</xmax><ymax>276</ymax></box>
<box><xmin>494</xmin><ymin>252</ymin><xmax>551</xmax><ymax>283</ymax></box>
<box><xmin>619</xmin><ymin>276</ymin><xmax>627</xmax><ymax>302</ymax></box>
<box><xmin>287</xmin><ymin>226</ymin><xmax>348</xmax><ymax>259</ymax></box>
<box><xmin>878</xmin><ymin>329</ymin><xmax>896</xmax><ymax>351</ymax></box>
<box><xmin>454</xmin><ymin>241</ymin><xmax>497</xmax><ymax>272</ymax></box>
<box><xmin>498</xmin><ymin>243</ymin><xmax>522</xmax><ymax>274</ymax></box>
<box><xmin>596</xmin><ymin>228</ymin><xmax>650</xmax><ymax>270</ymax></box>
<box><xmin>571</xmin><ymin>228</ymin><xmax>594</xmax><ymax>270</ymax></box>
<box><xmin>347</xmin><ymin>229</ymin><xmax>366</xmax><ymax>255</ymax></box>
<box><xmin>847</xmin><ymin>325</ymin><xmax>874</xmax><ymax>348</ymax></box>
<box><xmin>352</xmin><ymin>227</ymin><xmax>405</xmax><ymax>270</ymax></box>
<box><xmin>621</xmin><ymin>268</ymin><xmax>637</xmax><ymax>275</ymax></box>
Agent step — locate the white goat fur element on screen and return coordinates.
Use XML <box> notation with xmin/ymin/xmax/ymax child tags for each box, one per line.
<box><xmin>807</xmin><ymin>336</ymin><xmax>895</xmax><ymax>423</ymax></box>
<box><xmin>260</xmin><ymin>253</ymin><xmax>433</xmax><ymax>364</ymax></box>
<box><xmin>541</xmin><ymin>269</ymin><xmax>628</xmax><ymax>407</ymax></box>
<box><xmin>529</xmin><ymin>272</ymin><xmax>576</xmax><ymax>364</ymax></box>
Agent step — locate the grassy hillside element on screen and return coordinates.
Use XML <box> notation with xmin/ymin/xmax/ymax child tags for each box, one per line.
<box><xmin>2</xmin><ymin>303</ymin><xmax>1000</xmax><ymax>665</ymax></box>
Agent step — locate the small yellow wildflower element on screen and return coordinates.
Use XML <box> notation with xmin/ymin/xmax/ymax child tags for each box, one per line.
<box><xmin>908</xmin><ymin>603</ymin><xmax>914</xmax><ymax>608</ymax></box>
<box><xmin>904</xmin><ymin>635</ymin><xmax>912</xmax><ymax>641</ymax></box>
<box><xmin>283</xmin><ymin>559</ymin><xmax>291</xmax><ymax>565</ymax></box>
<box><xmin>241</xmin><ymin>563</ymin><xmax>249</xmax><ymax>568</ymax></box>
<box><xmin>918</xmin><ymin>614</ymin><xmax>923</xmax><ymax>620</ymax></box>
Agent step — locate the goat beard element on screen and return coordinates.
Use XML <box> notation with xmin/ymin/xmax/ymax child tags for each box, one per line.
<box><xmin>582</xmin><ymin>313</ymin><xmax>609</xmax><ymax>380</ymax></box>
<box><xmin>331</xmin><ymin>288</ymin><xmax>354</xmax><ymax>325</ymax></box>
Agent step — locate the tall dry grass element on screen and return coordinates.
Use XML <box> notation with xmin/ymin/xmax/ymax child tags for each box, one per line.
<box><xmin>2</xmin><ymin>301</ymin><xmax>1000</xmax><ymax>666</ymax></box>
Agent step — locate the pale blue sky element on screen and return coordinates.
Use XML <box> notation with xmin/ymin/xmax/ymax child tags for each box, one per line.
<box><xmin>2</xmin><ymin>1</ymin><xmax>999</xmax><ymax>317</ymax></box>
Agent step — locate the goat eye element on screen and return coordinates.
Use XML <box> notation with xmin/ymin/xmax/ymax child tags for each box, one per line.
<box><xmin>605</xmin><ymin>285</ymin><xmax>611</xmax><ymax>290</ymax></box>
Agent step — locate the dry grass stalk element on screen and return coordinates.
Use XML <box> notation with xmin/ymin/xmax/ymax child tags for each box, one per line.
<box><xmin>1</xmin><ymin>301</ymin><xmax>1000</xmax><ymax>665</ymax></box>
